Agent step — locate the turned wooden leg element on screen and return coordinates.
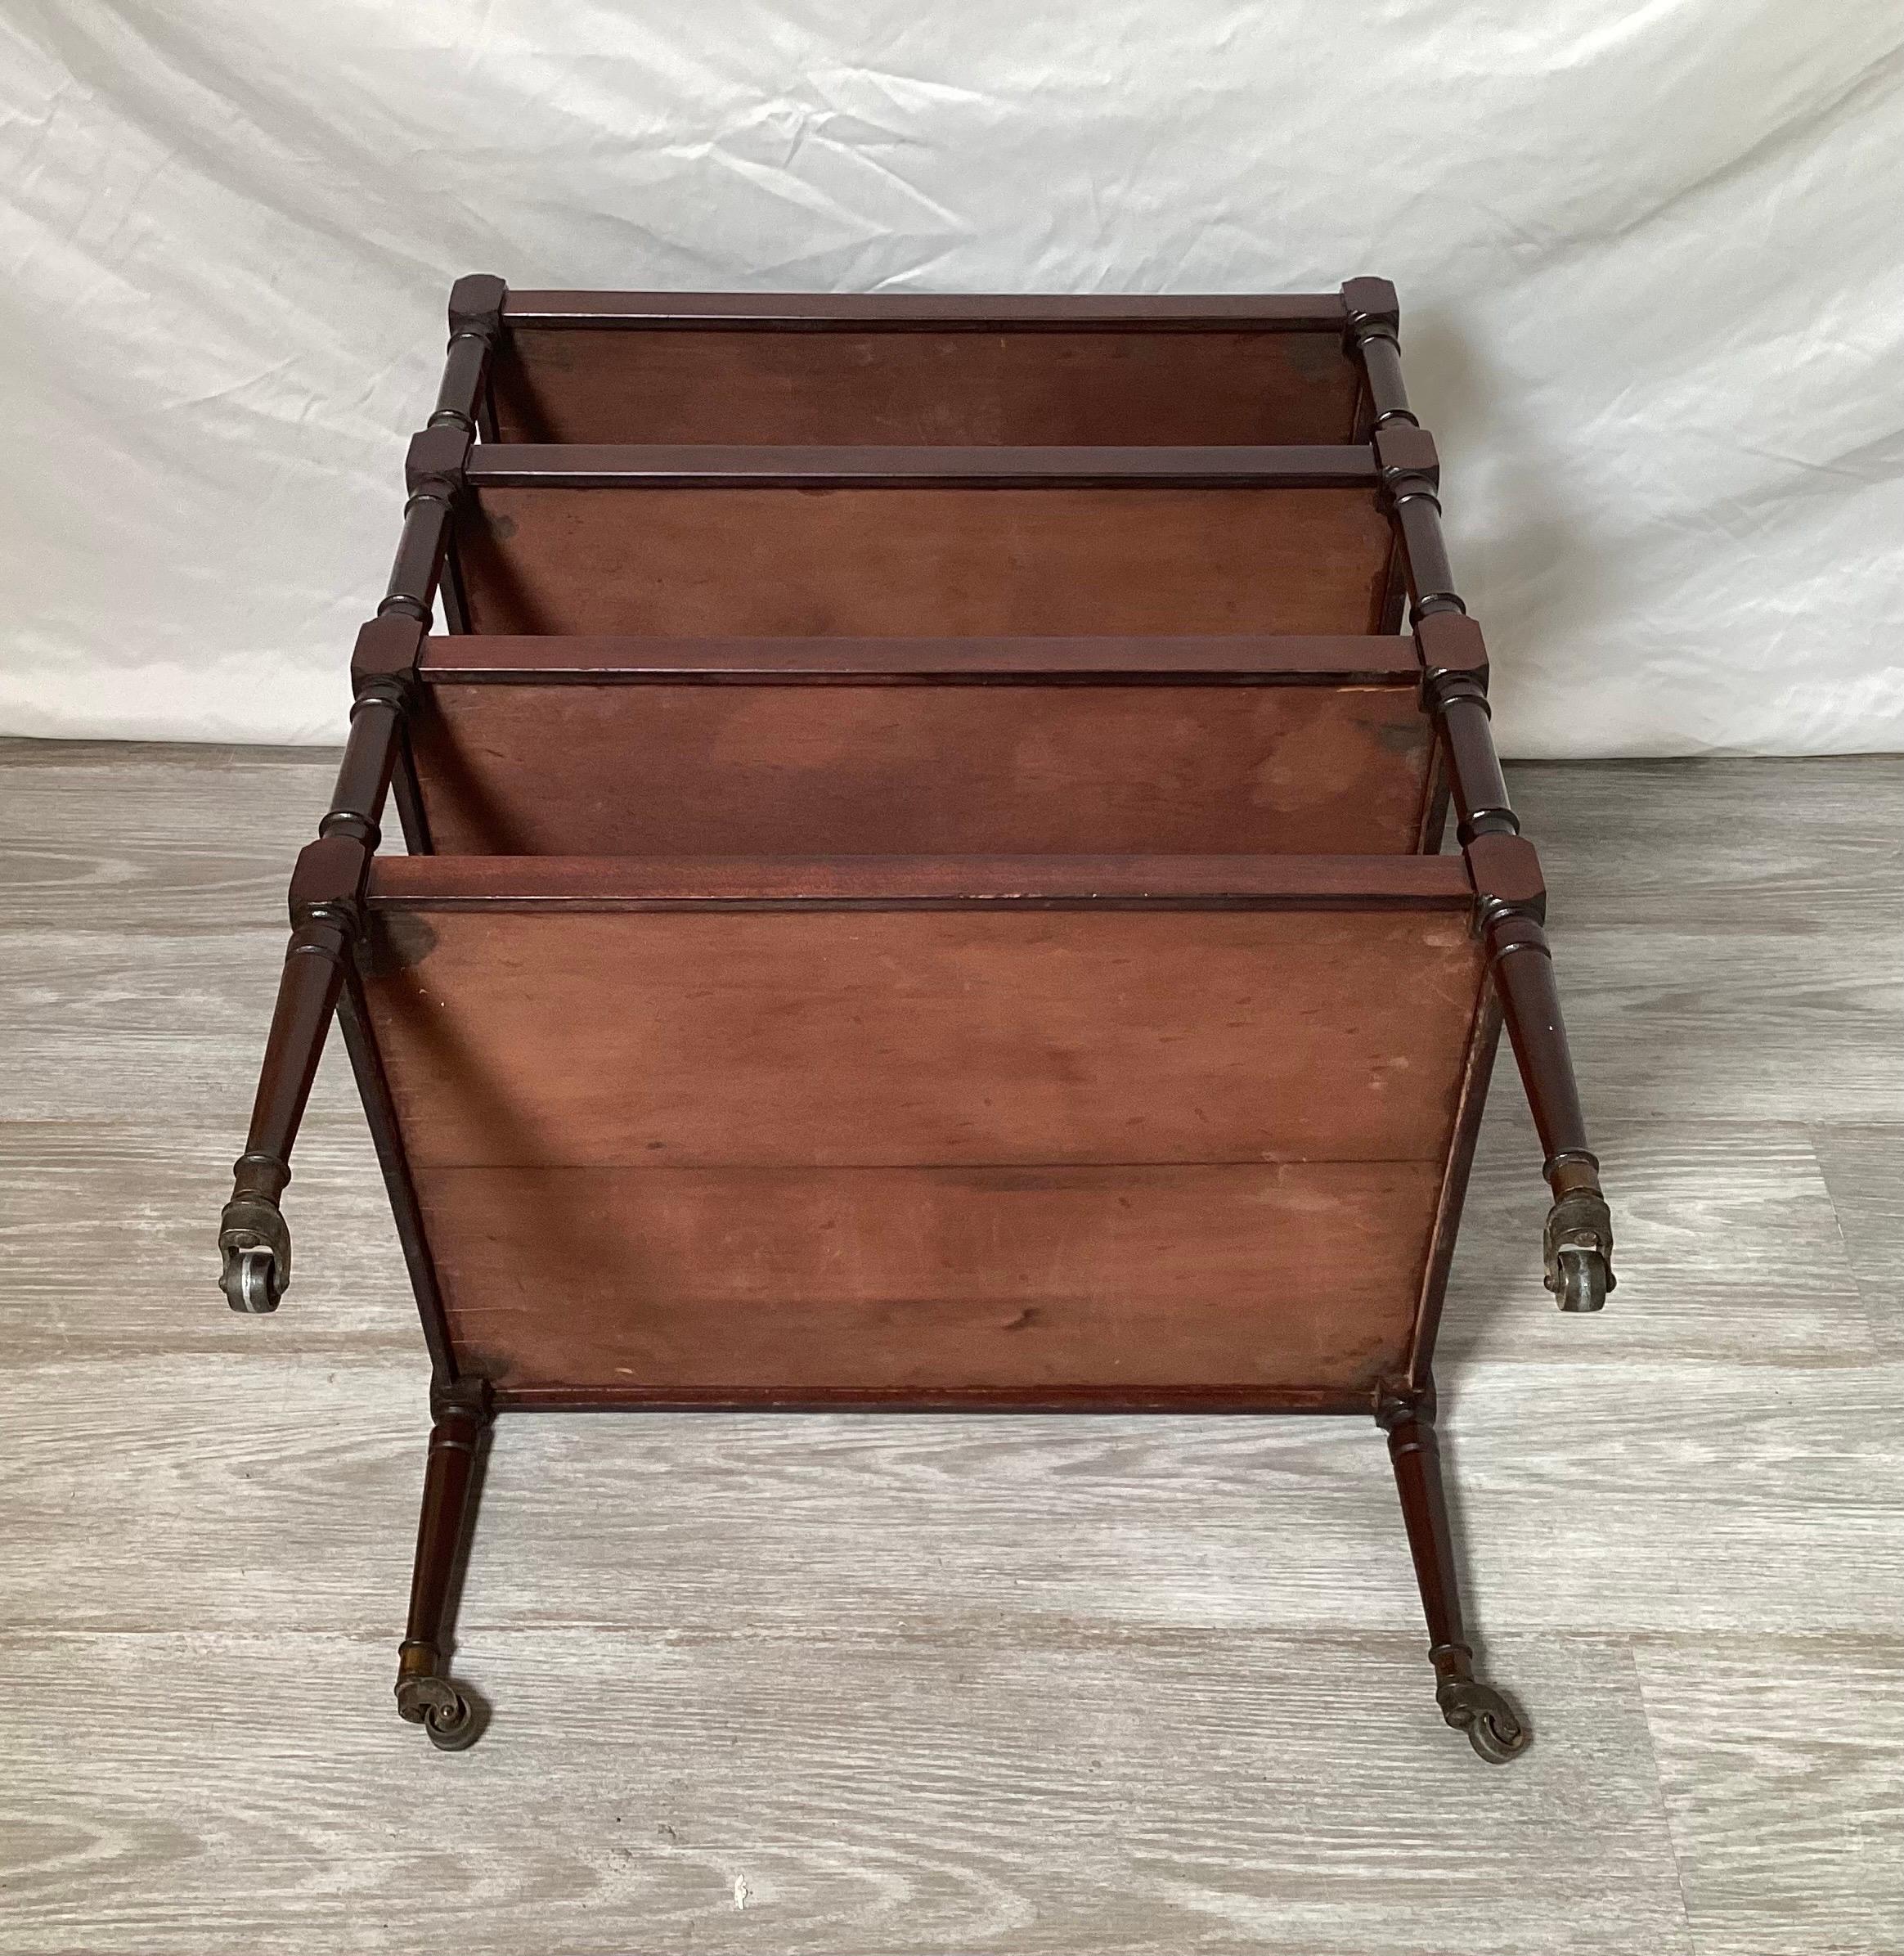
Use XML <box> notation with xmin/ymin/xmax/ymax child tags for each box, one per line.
<box><xmin>394</xmin><ymin>1379</ymin><xmax>492</xmax><ymax>1751</ymax></box>
<box><xmin>217</xmin><ymin>911</ymin><xmax>349</xmax><ymax>1312</ymax></box>
<box><xmin>219</xmin><ymin>689</ymin><xmax>409</xmax><ymax>1316</ymax></box>
<box><xmin>1376</xmin><ymin>1382</ymin><xmax>1529</xmax><ymax>1764</ymax></box>
<box><xmin>1489</xmin><ymin>927</ymin><xmax>1615</xmax><ymax>1313</ymax></box>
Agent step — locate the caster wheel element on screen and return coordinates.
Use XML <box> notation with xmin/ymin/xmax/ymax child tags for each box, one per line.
<box><xmin>1439</xmin><ymin>1679</ymin><xmax>1529</xmax><ymax>1765</ymax></box>
<box><xmin>423</xmin><ymin>1689</ymin><xmax>483</xmax><ymax>1751</ymax></box>
<box><xmin>1554</xmin><ymin>1245</ymin><xmax>1609</xmax><ymax>1314</ymax></box>
<box><xmin>219</xmin><ymin>1195</ymin><xmax>290</xmax><ymax>1313</ymax></box>
<box><xmin>1543</xmin><ymin>1190</ymin><xmax>1613</xmax><ymax>1313</ymax></box>
<box><xmin>222</xmin><ymin>1243</ymin><xmax>282</xmax><ymax>1314</ymax></box>
<box><xmin>397</xmin><ymin>1673</ymin><xmax>487</xmax><ymax>1752</ymax></box>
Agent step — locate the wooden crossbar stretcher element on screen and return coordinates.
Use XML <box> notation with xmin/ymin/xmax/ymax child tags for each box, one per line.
<box><xmin>219</xmin><ymin>277</ymin><xmax>1614</xmax><ymax>1762</ymax></box>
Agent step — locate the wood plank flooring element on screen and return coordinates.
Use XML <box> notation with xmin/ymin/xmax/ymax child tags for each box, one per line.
<box><xmin>1</xmin><ymin>740</ymin><xmax>1900</xmax><ymax>1955</ymax></box>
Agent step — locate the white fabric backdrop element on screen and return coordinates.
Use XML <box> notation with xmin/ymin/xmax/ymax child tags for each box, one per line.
<box><xmin>3</xmin><ymin>2</ymin><xmax>1902</xmax><ymax>755</ymax></box>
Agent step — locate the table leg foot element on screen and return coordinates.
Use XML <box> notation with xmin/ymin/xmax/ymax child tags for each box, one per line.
<box><xmin>393</xmin><ymin>1381</ymin><xmax>492</xmax><ymax>1751</ymax></box>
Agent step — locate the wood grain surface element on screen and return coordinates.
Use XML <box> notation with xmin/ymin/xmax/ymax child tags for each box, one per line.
<box><xmin>408</xmin><ymin>1158</ymin><xmax>1450</xmax><ymax>1401</ymax></box>
<box><xmin>2</xmin><ymin>744</ymin><xmax>1902</xmax><ymax>1954</ymax></box>
<box><xmin>455</xmin><ymin>485</ymin><xmax>1395</xmax><ymax>638</ymax></box>
<box><xmin>1807</xmin><ymin>1123</ymin><xmax>1904</xmax><ymax>1353</ymax></box>
<box><xmin>409</xmin><ymin>677</ymin><xmax>1440</xmax><ymax>858</ymax></box>
<box><xmin>492</xmin><ymin>322</ymin><xmax>1362</xmax><ymax>446</ymax></box>
<box><xmin>354</xmin><ymin>893</ymin><xmax>1482</xmax><ymax>1401</ymax></box>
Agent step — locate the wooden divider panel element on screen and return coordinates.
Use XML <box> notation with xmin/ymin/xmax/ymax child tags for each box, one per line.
<box><xmin>492</xmin><ymin>326</ymin><xmax>1363</xmax><ymax>447</ymax></box>
<box><xmin>407</xmin><ymin>636</ymin><xmax>1439</xmax><ymax>856</ymax></box>
<box><xmin>453</xmin><ymin>485</ymin><xmax>1396</xmax><ymax>637</ymax></box>
<box><xmin>357</xmin><ymin>858</ymin><xmax>1490</xmax><ymax>1405</ymax></box>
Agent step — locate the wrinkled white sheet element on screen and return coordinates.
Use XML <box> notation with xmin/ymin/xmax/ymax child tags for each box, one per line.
<box><xmin>3</xmin><ymin>2</ymin><xmax>1902</xmax><ymax>754</ymax></box>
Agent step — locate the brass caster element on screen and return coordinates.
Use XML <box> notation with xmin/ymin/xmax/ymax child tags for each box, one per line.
<box><xmin>1543</xmin><ymin>1188</ymin><xmax>1614</xmax><ymax>1314</ymax></box>
<box><xmin>218</xmin><ymin>1194</ymin><xmax>290</xmax><ymax>1313</ymax></box>
<box><xmin>1439</xmin><ymin>1679</ymin><xmax>1529</xmax><ymax>1765</ymax></box>
<box><xmin>396</xmin><ymin>1674</ymin><xmax>485</xmax><ymax>1752</ymax></box>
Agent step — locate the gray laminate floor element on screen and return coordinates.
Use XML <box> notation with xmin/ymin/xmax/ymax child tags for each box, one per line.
<box><xmin>2</xmin><ymin>741</ymin><xmax>1900</xmax><ymax>1956</ymax></box>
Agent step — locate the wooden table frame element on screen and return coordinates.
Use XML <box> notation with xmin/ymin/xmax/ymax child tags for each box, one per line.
<box><xmin>219</xmin><ymin>279</ymin><xmax>1614</xmax><ymax>1764</ymax></box>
